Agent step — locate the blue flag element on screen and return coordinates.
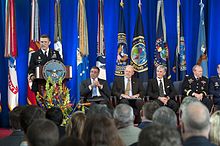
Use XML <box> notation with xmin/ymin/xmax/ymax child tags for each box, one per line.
<box><xmin>115</xmin><ymin>0</ymin><xmax>129</xmax><ymax>76</ymax></box>
<box><xmin>154</xmin><ymin>0</ymin><xmax>170</xmax><ymax>78</ymax></box>
<box><xmin>130</xmin><ymin>1</ymin><xmax>148</xmax><ymax>82</ymax></box>
<box><xmin>174</xmin><ymin>0</ymin><xmax>187</xmax><ymax>81</ymax></box>
<box><xmin>77</xmin><ymin>0</ymin><xmax>89</xmax><ymax>102</ymax></box>
<box><xmin>196</xmin><ymin>1</ymin><xmax>208</xmax><ymax>77</ymax></box>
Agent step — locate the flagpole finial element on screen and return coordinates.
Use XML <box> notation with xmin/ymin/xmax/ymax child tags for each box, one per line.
<box><xmin>200</xmin><ymin>0</ymin><xmax>203</xmax><ymax>5</ymax></box>
<box><xmin>138</xmin><ymin>0</ymin><xmax>142</xmax><ymax>9</ymax></box>
<box><xmin>120</xmin><ymin>0</ymin><xmax>124</xmax><ymax>7</ymax></box>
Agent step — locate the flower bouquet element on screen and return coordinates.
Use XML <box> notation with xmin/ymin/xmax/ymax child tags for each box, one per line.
<box><xmin>36</xmin><ymin>77</ymin><xmax>73</xmax><ymax>125</ymax></box>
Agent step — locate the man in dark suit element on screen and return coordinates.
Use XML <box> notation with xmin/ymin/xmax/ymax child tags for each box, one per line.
<box><xmin>147</xmin><ymin>65</ymin><xmax>178</xmax><ymax>112</ymax></box>
<box><xmin>80</xmin><ymin>66</ymin><xmax>111</xmax><ymax>103</ymax></box>
<box><xmin>209</xmin><ymin>64</ymin><xmax>220</xmax><ymax>110</ymax></box>
<box><xmin>182</xmin><ymin>65</ymin><xmax>212</xmax><ymax>111</ymax></box>
<box><xmin>28</xmin><ymin>34</ymin><xmax>63</xmax><ymax>93</ymax></box>
<box><xmin>181</xmin><ymin>102</ymin><xmax>216</xmax><ymax>146</ymax></box>
<box><xmin>112</xmin><ymin>65</ymin><xmax>144</xmax><ymax>123</ymax></box>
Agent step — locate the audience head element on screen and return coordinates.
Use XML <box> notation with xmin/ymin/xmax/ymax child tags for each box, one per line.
<box><xmin>192</xmin><ymin>65</ymin><xmax>203</xmax><ymax>78</ymax></box>
<box><xmin>56</xmin><ymin>136</ymin><xmax>85</xmax><ymax>146</ymax></box>
<box><xmin>66</xmin><ymin>111</ymin><xmax>86</xmax><ymax>139</ymax></box>
<box><xmin>179</xmin><ymin>96</ymin><xmax>199</xmax><ymax>119</ymax></box>
<box><xmin>46</xmin><ymin>107</ymin><xmax>63</xmax><ymax>126</ymax></box>
<box><xmin>113</xmin><ymin>104</ymin><xmax>134</xmax><ymax>128</ymax></box>
<box><xmin>141</xmin><ymin>101</ymin><xmax>160</xmax><ymax>120</ymax></box>
<box><xmin>124</xmin><ymin>65</ymin><xmax>134</xmax><ymax>78</ymax></box>
<box><xmin>156</xmin><ymin>65</ymin><xmax>167</xmax><ymax>79</ymax></box>
<box><xmin>20</xmin><ymin>105</ymin><xmax>45</xmax><ymax>133</ymax></box>
<box><xmin>86</xmin><ymin>104</ymin><xmax>112</xmax><ymax>119</ymax></box>
<box><xmin>90</xmin><ymin>66</ymin><xmax>100</xmax><ymax>79</ymax></box>
<box><xmin>138</xmin><ymin>124</ymin><xmax>182</xmax><ymax>146</ymax></box>
<box><xmin>209</xmin><ymin>110</ymin><xmax>220</xmax><ymax>146</ymax></box>
<box><xmin>27</xmin><ymin>119</ymin><xmax>59</xmax><ymax>146</ymax></box>
<box><xmin>181</xmin><ymin>102</ymin><xmax>210</xmax><ymax>140</ymax></box>
<box><xmin>9</xmin><ymin>106</ymin><xmax>24</xmax><ymax>130</ymax></box>
<box><xmin>152</xmin><ymin>106</ymin><xmax>177</xmax><ymax>128</ymax></box>
<box><xmin>40</xmin><ymin>34</ymin><xmax>50</xmax><ymax>51</ymax></box>
<box><xmin>82</xmin><ymin>114</ymin><xmax>125</xmax><ymax>146</ymax></box>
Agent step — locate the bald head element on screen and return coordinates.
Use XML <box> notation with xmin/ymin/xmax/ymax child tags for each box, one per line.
<box><xmin>181</xmin><ymin>102</ymin><xmax>210</xmax><ymax>138</ymax></box>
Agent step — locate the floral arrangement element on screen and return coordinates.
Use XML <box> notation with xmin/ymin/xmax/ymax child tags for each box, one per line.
<box><xmin>36</xmin><ymin>77</ymin><xmax>73</xmax><ymax>125</ymax></box>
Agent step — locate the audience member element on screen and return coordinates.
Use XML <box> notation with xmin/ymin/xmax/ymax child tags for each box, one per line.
<box><xmin>138</xmin><ymin>124</ymin><xmax>182</xmax><ymax>146</ymax></box>
<box><xmin>82</xmin><ymin>114</ymin><xmax>125</xmax><ymax>146</ymax></box>
<box><xmin>27</xmin><ymin>119</ymin><xmax>59</xmax><ymax>146</ymax></box>
<box><xmin>181</xmin><ymin>102</ymin><xmax>216</xmax><ymax>146</ymax></box>
<box><xmin>138</xmin><ymin>101</ymin><xmax>160</xmax><ymax>129</ymax></box>
<box><xmin>55</xmin><ymin>136</ymin><xmax>85</xmax><ymax>146</ymax></box>
<box><xmin>46</xmin><ymin>107</ymin><xmax>65</xmax><ymax>138</ymax></box>
<box><xmin>0</xmin><ymin>106</ymin><xmax>24</xmax><ymax>146</ymax></box>
<box><xmin>113</xmin><ymin>104</ymin><xmax>141</xmax><ymax>146</ymax></box>
<box><xmin>147</xmin><ymin>65</ymin><xmax>179</xmax><ymax>112</ymax></box>
<box><xmin>86</xmin><ymin>104</ymin><xmax>112</xmax><ymax>119</ymax></box>
<box><xmin>182</xmin><ymin>65</ymin><xmax>212</xmax><ymax>111</ymax></box>
<box><xmin>152</xmin><ymin>106</ymin><xmax>177</xmax><ymax>128</ymax></box>
<box><xmin>209</xmin><ymin>110</ymin><xmax>220</xmax><ymax>146</ymax></box>
<box><xmin>66</xmin><ymin>111</ymin><xmax>86</xmax><ymax>139</ymax></box>
<box><xmin>80</xmin><ymin>66</ymin><xmax>111</xmax><ymax>103</ymax></box>
<box><xmin>209</xmin><ymin>64</ymin><xmax>220</xmax><ymax>110</ymax></box>
<box><xmin>20</xmin><ymin>105</ymin><xmax>45</xmax><ymax>146</ymax></box>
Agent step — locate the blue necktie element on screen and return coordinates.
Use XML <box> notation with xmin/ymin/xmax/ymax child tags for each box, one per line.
<box><xmin>92</xmin><ymin>80</ymin><xmax>98</xmax><ymax>97</ymax></box>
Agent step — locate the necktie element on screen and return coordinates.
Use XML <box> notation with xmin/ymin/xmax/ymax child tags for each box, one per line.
<box><xmin>125</xmin><ymin>78</ymin><xmax>131</xmax><ymax>95</ymax></box>
<box><xmin>44</xmin><ymin>51</ymin><xmax>47</xmax><ymax>57</ymax></box>
<box><xmin>159</xmin><ymin>79</ymin><xmax>165</xmax><ymax>97</ymax></box>
<box><xmin>92</xmin><ymin>80</ymin><xmax>98</xmax><ymax>97</ymax></box>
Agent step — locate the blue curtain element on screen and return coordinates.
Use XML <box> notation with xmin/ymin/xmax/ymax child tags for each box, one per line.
<box><xmin>0</xmin><ymin>0</ymin><xmax>220</xmax><ymax>127</ymax></box>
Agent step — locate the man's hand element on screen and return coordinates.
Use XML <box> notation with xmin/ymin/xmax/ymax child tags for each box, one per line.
<box><xmin>194</xmin><ymin>93</ymin><xmax>203</xmax><ymax>101</ymax></box>
<box><xmin>158</xmin><ymin>97</ymin><xmax>169</xmax><ymax>105</ymax></box>
<box><xmin>121</xmin><ymin>94</ymin><xmax>131</xmax><ymax>99</ymax></box>
<box><xmin>130</xmin><ymin>94</ymin><xmax>140</xmax><ymax>99</ymax></box>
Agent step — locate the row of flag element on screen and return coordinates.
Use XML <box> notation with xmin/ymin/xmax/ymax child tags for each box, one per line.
<box><xmin>2</xmin><ymin>0</ymin><xmax>208</xmax><ymax>111</ymax></box>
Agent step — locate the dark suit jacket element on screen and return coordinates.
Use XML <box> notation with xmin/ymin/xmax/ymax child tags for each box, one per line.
<box><xmin>209</xmin><ymin>76</ymin><xmax>220</xmax><ymax>99</ymax></box>
<box><xmin>183</xmin><ymin>136</ymin><xmax>216</xmax><ymax>146</ymax></box>
<box><xmin>80</xmin><ymin>78</ymin><xmax>111</xmax><ymax>100</ymax></box>
<box><xmin>147</xmin><ymin>78</ymin><xmax>176</xmax><ymax>99</ymax></box>
<box><xmin>111</xmin><ymin>77</ymin><xmax>144</xmax><ymax>99</ymax></box>
<box><xmin>28</xmin><ymin>49</ymin><xmax>63</xmax><ymax>75</ymax></box>
<box><xmin>182</xmin><ymin>75</ymin><xmax>208</xmax><ymax>97</ymax></box>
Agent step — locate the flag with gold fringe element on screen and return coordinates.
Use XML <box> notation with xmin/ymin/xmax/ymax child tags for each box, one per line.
<box><xmin>96</xmin><ymin>0</ymin><xmax>106</xmax><ymax>80</ymax></box>
<box><xmin>173</xmin><ymin>0</ymin><xmax>187</xmax><ymax>81</ymax></box>
<box><xmin>27</xmin><ymin>0</ymin><xmax>40</xmax><ymax>105</ymax></box>
<box><xmin>77</xmin><ymin>0</ymin><xmax>89</xmax><ymax>101</ymax></box>
<box><xmin>115</xmin><ymin>0</ymin><xmax>129</xmax><ymax>76</ymax></box>
<box><xmin>154</xmin><ymin>0</ymin><xmax>170</xmax><ymax>78</ymax></box>
<box><xmin>5</xmin><ymin>0</ymin><xmax>19</xmax><ymax>111</ymax></box>
<box><xmin>196</xmin><ymin>0</ymin><xmax>208</xmax><ymax>77</ymax></box>
<box><xmin>54</xmin><ymin>0</ymin><xmax>63</xmax><ymax>59</ymax></box>
<box><xmin>130</xmin><ymin>0</ymin><xmax>148</xmax><ymax>82</ymax></box>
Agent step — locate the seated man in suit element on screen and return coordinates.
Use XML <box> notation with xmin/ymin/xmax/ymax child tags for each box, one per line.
<box><xmin>147</xmin><ymin>65</ymin><xmax>178</xmax><ymax>112</ymax></box>
<box><xmin>80</xmin><ymin>66</ymin><xmax>111</xmax><ymax>103</ymax></box>
<box><xmin>112</xmin><ymin>65</ymin><xmax>144</xmax><ymax>123</ymax></box>
<box><xmin>209</xmin><ymin>64</ymin><xmax>220</xmax><ymax>110</ymax></box>
<box><xmin>28</xmin><ymin>34</ymin><xmax>63</xmax><ymax>93</ymax></box>
<box><xmin>182</xmin><ymin>65</ymin><xmax>212</xmax><ymax>111</ymax></box>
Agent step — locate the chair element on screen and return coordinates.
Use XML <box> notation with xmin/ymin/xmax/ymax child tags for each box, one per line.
<box><xmin>173</xmin><ymin>80</ymin><xmax>183</xmax><ymax>104</ymax></box>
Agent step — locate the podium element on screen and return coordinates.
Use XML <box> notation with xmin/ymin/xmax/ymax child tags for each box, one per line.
<box><xmin>34</xmin><ymin>65</ymin><xmax>72</xmax><ymax>94</ymax></box>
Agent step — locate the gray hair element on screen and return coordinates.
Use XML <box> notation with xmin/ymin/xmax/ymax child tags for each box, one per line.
<box><xmin>182</xmin><ymin>102</ymin><xmax>210</xmax><ymax>134</ymax></box>
<box><xmin>113</xmin><ymin>104</ymin><xmax>134</xmax><ymax>128</ymax></box>
<box><xmin>180</xmin><ymin>96</ymin><xmax>199</xmax><ymax>111</ymax></box>
<box><xmin>152</xmin><ymin>107</ymin><xmax>177</xmax><ymax>128</ymax></box>
<box><xmin>157</xmin><ymin>65</ymin><xmax>167</xmax><ymax>72</ymax></box>
<box><xmin>192</xmin><ymin>64</ymin><xmax>202</xmax><ymax>72</ymax></box>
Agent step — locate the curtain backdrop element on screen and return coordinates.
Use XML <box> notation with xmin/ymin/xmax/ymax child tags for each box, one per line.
<box><xmin>0</xmin><ymin>0</ymin><xmax>220</xmax><ymax>127</ymax></box>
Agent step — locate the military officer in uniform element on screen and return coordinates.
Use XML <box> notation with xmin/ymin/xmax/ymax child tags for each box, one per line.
<box><xmin>209</xmin><ymin>64</ymin><xmax>220</xmax><ymax>110</ymax></box>
<box><xmin>182</xmin><ymin>65</ymin><xmax>212</xmax><ymax>111</ymax></box>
